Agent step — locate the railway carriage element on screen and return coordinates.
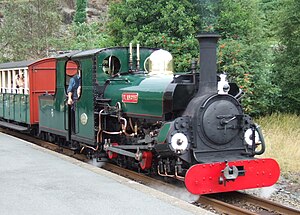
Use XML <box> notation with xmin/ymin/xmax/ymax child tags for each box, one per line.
<box><xmin>0</xmin><ymin>59</ymin><xmax>57</xmax><ymax>131</ymax></box>
<box><xmin>0</xmin><ymin>58</ymin><xmax>77</xmax><ymax>132</ymax></box>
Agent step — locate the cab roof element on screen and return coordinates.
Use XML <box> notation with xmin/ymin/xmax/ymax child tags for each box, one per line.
<box><xmin>55</xmin><ymin>49</ymin><xmax>108</xmax><ymax>60</ymax></box>
<box><xmin>55</xmin><ymin>47</ymin><xmax>129</xmax><ymax>60</ymax></box>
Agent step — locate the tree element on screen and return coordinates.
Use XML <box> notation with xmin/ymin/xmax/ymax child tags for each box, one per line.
<box><xmin>273</xmin><ymin>0</ymin><xmax>300</xmax><ymax>113</ymax></box>
<box><xmin>0</xmin><ymin>0</ymin><xmax>61</xmax><ymax>61</ymax></box>
<box><xmin>260</xmin><ymin>0</ymin><xmax>284</xmax><ymax>40</ymax></box>
<box><xmin>74</xmin><ymin>0</ymin><xmax>87</xmax><ymax>24</ymax></box>
<box><xmin>107</xmin><ymin>0</ymin><xmax>202</xmax><ymax>71</ymax></box>
<box><xmin>213</xmin><ymin>0</ymin><xmax>280</xmax><ymax>115</ymax></box>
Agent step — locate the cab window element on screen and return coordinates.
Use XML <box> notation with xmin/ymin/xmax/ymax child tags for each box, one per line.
<box><xmin>65</xmin><ymin>60</ymin><xmax>81</xmax><ymax>99</ymax></box>
<box><xmin>102</xmin><ymin>56</ymin><xmax>121</xmax><ymax>76</ymax></box>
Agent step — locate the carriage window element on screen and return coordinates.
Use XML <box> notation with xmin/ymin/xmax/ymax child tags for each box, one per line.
<box><xmin>14</xmin><ymin>69</ymin><xmax>29</xmax><ymax>94</ymax></box>
<box><xmin>0</xmin><ymin>68</ymin><xmax>29</xmax><ymax>94</ymax></box>
<box><xmin>15</xmin><ymin>70</ymin><xmax>24</xmax><ymax>93</ymax></box>
<box><xmin>102</xmin><ymin>56</ymin><xmax>121</xmax><ymax>76</ymax></box>
<box><xmin>0</xmin><ymin>70</ymin><xmax>6</xmax><ymax>93</ymax></box>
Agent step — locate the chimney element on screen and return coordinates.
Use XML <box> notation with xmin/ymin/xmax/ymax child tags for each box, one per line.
<box><xmin>196</xmin><ymin>33</ymin><xmax>220</xmax><ymax>95</ymax></box>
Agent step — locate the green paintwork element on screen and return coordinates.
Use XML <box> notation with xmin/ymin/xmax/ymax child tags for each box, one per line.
<box><xmin>0</xmin><ymin>93</ymin><xmax>29</xmax><ymax>123</ymax></box>
<box><xmin>3</xmin><ymin>94</ymin><xmax>9</xmax><ymax>119</ymax></box>
<box><xmin>39</xmin><ymin>95</ymin><xmax>55</xmax><ymax>130</ymax></box>
<box><xmin>9</xmin><ymin>94</ymin><xmax>15</xmax><ymax>121</ymax></box>
<box><xmin>71</xmin><ymin>57</ymin><xmax>95</xmax><ymax>142</ymax></box>
<box><xmin>104</xmin><ymin>74</ymin><xmax>172</xmax><ymax>118</ymax></box>
<box><xmin>39</xmin><ymin>56</ymin><xmax>96</xmax><ymax>144</ymax></box>
<box><xmin>157</xmin><ymin>122</ymin><xmax>171</xmax><ymax>143</ymax></box>
<box><xmin>39</xmin><ymin>47</ymin><xmax>170</xmax><ymax>145</ymax></box>
<box><xmin>14</xmin><ymin>95</ymin><xmax>21</xmax><ymax>122</ymax></box>
<box><xmin>97</xmin><ymin>47</ymin><xmax>172</xmax><ymax>119</ymax></box>
<box><xmin>96</xmin><ymin>47</ymin><xmax>156</xmax><ymax>85</ymax></box>
<box><xmin>39</xmin><ymin>59</ymin><xmax>69</xmax><ymax>135</ymax></box>
<box><xmin>21</xmin><ymin>94</ymin><xmax>29</xmax><ymax>123</ymax></box>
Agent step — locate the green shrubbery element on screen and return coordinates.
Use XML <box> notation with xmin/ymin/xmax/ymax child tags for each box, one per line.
<box><xmin>107</xmin><ymin>0</ymin><xmax>201</xmax><ymax>72</ymax></box>
<box><xmin>213</xmin><ymin>0</ymin><xmax>281</xmax><ymax>115</ymax></box>
<box><xmin>273</xmin><ymin>0</ymin><xmax>300</xmax><ymax>114</ymax></box>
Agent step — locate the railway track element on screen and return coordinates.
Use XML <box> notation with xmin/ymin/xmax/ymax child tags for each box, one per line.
<box><xmin>1</xmin><ymin>128</ymin><xmax>299</xmax><ymax>215</ymax></box>
<box><xmin>198</xmin><ymin>192</ymin><xmax>300</xmax><ymax>215</ymax></box>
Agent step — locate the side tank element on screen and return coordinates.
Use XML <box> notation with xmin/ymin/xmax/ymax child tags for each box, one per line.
<box><xmin>104</xmin><ymin>74</ymin><xmax>173</xmax><ymax>119</ymax></box>
<box><xmin>100</xmin><ymin>48</ymin><xmax>197</xmax><ymax>120</ymax></box>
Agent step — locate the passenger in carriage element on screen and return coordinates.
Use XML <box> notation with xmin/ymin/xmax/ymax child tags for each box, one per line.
<box><xmin>15</xmin><ymin>73</ymin><xmax>24</xmax><ymax>88</ymax></box>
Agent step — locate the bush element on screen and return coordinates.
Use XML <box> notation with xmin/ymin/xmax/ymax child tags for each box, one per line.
<box><xmin>215</xmin><ymin>0</ymin><xmax>280</xmax><ymax>116</ymax></box>
<box><xmin>107</xmin><ymin>0</ymin><xmax>201</xmax><ymax>72</ymax></box>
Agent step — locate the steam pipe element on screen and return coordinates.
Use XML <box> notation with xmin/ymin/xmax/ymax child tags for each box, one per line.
<box><xmin>136</xmin><ymin>44</ymin><xmax>140</xmax><ymax>72</ymax></box>
<box><xmin>129</xmin><ymin>43</ymin><xmax>133</xmax><ymax>72</ymax></box>
<box><xmin>196</xmin><ymin>33</ymin><xmax>220</xmax><ymax>95</ymax></box>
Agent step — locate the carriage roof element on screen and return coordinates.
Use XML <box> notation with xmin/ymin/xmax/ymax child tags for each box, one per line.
<box><xmin>0</xmin><ymin>60</ymin><xmax>36</xmax><ymax>70</ymax></box>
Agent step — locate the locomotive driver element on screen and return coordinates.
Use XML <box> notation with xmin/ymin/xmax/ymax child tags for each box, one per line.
<box><xmin>67</xmin><ymin>69</ymin><xmax>81</xmax><ymax>133</ymax></box>
<box><xmin>67</xmin><ymin>69</ymin><xmax>81</xmax><ymax>106</ymax></box>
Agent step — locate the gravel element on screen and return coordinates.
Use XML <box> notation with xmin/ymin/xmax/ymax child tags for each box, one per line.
<box><xmin>244</xmin><ymin>172</ymin><xmax>300</xmax><ymax>210</ymax></box>
<box><xmin>194</xmin><ymin>172</ymin><xmax>300</xmax><ymax>214</ymax></box>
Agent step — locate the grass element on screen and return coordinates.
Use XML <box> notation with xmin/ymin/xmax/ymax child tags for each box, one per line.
<box><xmin>256</xmin><ymin>113</ymin><xmax>300</xmax><ymax>177</ymax></box>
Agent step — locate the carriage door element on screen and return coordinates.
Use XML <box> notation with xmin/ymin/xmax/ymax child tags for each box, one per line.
<box><xmin>65</xmin><ymin>60</ymin><xmax>80</xmax><ymax>140</ymax></box>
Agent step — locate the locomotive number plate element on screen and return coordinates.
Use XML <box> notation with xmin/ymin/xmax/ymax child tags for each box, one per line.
<box><xmin>122</xmin><ymin>93</ymin><xmax>138</xmax><ymax>103</ymax></box>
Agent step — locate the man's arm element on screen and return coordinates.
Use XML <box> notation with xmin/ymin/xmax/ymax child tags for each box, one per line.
<box><xmin>67</xmin><ymin>91</ymin><xmax>73</xmax><ymax>105</ymax></box>
<box><xmin>77</xmin><ymin>86</ymin><xmax>81</xmax><ymax>98</ymax></box>
<box><xmin>67</xmin><ymin>78</ymin><xmax>75</xmax><ymax>105</ymax></box>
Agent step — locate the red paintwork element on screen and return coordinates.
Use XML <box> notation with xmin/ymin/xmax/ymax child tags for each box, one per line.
<box><xmin>28</xmin><ymin>59</ymin><xmax>77</xmax><ymax>124</ymax></box>
<box><xmin>28</xmin><ymin>58</ymin><xmax>56</xmax><ymax>124</ymax></box>
<box><xmin>184</xmin><ymin>158</ymin><xmax>280</xmax><ymax>195</ymax></box>
<box><xmin>107</xmin><ymin>143</ymin><xmax>119</xmax><ymax>159</ymax></box>
<box><xmin>139</xmin><ymin>151</ymin><xmax>153</xmax><ymax>170</ymax></box>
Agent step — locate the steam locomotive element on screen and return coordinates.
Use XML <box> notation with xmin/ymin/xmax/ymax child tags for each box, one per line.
<box><xmin>0</xmin><ymin>34</ymin><xmax>280</xmax><ymax>194</ymax></box>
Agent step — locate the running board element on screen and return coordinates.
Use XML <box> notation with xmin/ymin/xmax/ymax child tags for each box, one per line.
<box><xmin>0</xmin><ymin>121</ymin><xmax>28</xmax><ymax>131</ymax></box>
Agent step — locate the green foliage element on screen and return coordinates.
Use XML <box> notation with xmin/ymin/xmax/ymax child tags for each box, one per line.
<box><xmin>214</xmin><ymin>0</ymin><xmax>280</xmax><ymax>115</ymax></box>
<box><xmin>260</xmin><ymin>0</ymin><xmax>284</xmax><ymax>40</ymax></box>
<box><xmin>107</xmin><ymin>0</ymin><xmax>201</xmax><ymax>72</ymax></box>
<box><xmin>74</xmin><ymin>0</ymin><xmax>87</xmax><ymax>24</ymax></box>
<box><xmin>53</xmin><ymin>22</ymin><xmax>113</xmax><ymax>51</ymax></box>
<box><xmin>273</xmin><ymin>0</ymin><xmax>300</xmax><ymax>114</ymax></box>
<box><xmin>0</xmin><ymin>0</ymin><xmax>61</xmax><ymax>61</ymax></box>
<box><xmin>195</xmin><ymin>0</ymin><xmax>219</xmax><ymax>29</ymax></box>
